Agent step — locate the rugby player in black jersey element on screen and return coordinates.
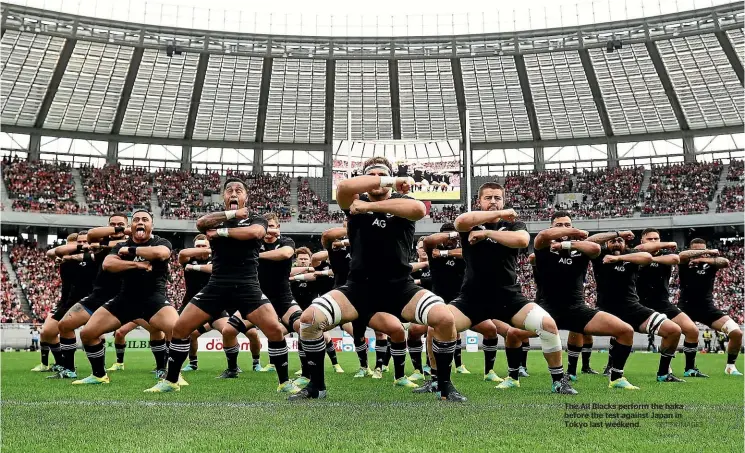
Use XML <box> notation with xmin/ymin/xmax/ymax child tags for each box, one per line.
<box><xmin>177</xmin><ymin>236</ymin><xmax>264</xmax><ymax>376</ymax></box>
<box><xmin>532</xmin><ymin>212</ymin><xmax>636</xmax><ymax>388</ymax></box>
<box><xmin>450</xmin><ymin>182</ymin><xmax>574</xmax><ymax>394</ymax></box>
<box><xmin>635</xmin><ymin>229</ymin><xmax>709</xmax><ymax>378</ymax></box>
<box><xmin>32</xmin><ymin>233</ymin><xmax>81</xmax><ymax>373</ymax></box>
<box><xmin>50</xmin><ymin>217</ymin><xmax>129</xmax><ymax>378</ymax></box>
<box><xmin>146</xmin><ymin>178</ymin><xmax>297</xmax><ymax>393</ymax></box>
<box><xmin>678</xmin><ymin>238</ymin><xmax>742</xmax><ymax>376</ymax></box>
<box><xmin>72</xmin><ymin>210</ymin><xmax>178</xmax><ymax>386</ymax></box>
<box><xmin>290</xmin><ymin>157</ymin><xmax>461</xmax><ymax>401</ymax></box>
<box><xmin>588</xmin><ymin>230</ymin><xmax>683</xmax><ymax>387</ymax></box>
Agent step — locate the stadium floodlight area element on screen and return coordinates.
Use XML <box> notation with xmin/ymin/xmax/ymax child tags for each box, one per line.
<box><xmin>332</xmin><ymin>138</ymin><xmax>461</xmax><ymax>201</ymax></box>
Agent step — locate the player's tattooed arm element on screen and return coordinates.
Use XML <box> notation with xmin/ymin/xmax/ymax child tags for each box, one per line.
<box><xmin>549</xmin><ymin>240</ymin><xmax>601</xmax><ymax>258</ymax></box>
<box><xmin>689</xmin><ymin>257</ymin><xmax>729</xmax><ymax>268</ymax></box>
<box><xmin>321</xmin><ymin>228</ymin><xmax>347</xmax><ymax>249</ymax></box>
<box><xmin>587</xmin><ymin>230</ymin><xmax>634</xmax><ymax>245</ymax></box>
<box><xmin>679</xmin><ymin>248</ymin><xmax>719</xmax><ymax>263</ymax></box>
<box><xmin>196</xmin><ymin>207</ymin><xmax>249</xmax><ymax>233</ymax></box>
<box><xmin>454</xmin><ymin>209</ymin><xmax>518</xmax><ymax>232</ymax></box>
<box><xmin>311</xmin><ymin>250</ymin><xmax>329</xmax><ymax>267</ymax></box>
<box><xmin>534</xmin><ymin>228</ymin><xmax>588</xmax><ymax>250</ymax></box>
<box><xmin>102</xmin><ymin>255</ymin><xmax>151</xmax><ymax>273</ymax></box>
<box><xmin>349</xmin><ymin>197</ymin><xmax>426</xmax><ymax>221</ymax></box>
<box><xmin>178</xmin><ymin>247</ymin><xmax>211</xmax><ymax>265</ymax></box>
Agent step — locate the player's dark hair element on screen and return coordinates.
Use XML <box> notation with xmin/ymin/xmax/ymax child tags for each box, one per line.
<box><xmin>478</xmin><ymin>182</ymin><xmax>504</xmax><ymax>198</ymax></box>
<box><xmin>131</xmin><ymin>209</ymin><xmax>153</xmax><ymax>220</ymax></box>
<box><xmin>641</xmin><ymin>228</ymin><xmax>659</xmax><ymax>237</ymax></box>
<box><xmin>108</xmin><ymin>212</ymin><xmax>128</xmax><ymax>222</ymax></box>
<box><xmin>78</xmin><ymin>230</ymin><xmax>89</xmax><ymax>236</ymax></box>
<box><xmin>362</xmin><ymin>156</ymin><xmax>393</xmax><ymax>175</ymax></box>
<box><xmin>295</xmin><ymin>247</ymin><xmax>312</xmax><ymax>258</ymax></box>
<box><xmin>223</xmin><ymin>177</ymin><xmax>247</xmax><ymax>191</ymax></box>
<box><xmin>263</xmin><ymin>212</ymin><xmax>280</xmax><ymax>224</ymax></box>
<box><xmin>690</xmin><ymin>238</ymin><xmax>707</xmax><ymax>247</ymax></box>
<box><xmin>550</xmin><ymin>211</ymin><xmax>572</xmax><ymax>221</ymax></box>
<box><xmin>440</xmin><ymin>223</ymin><xmax>456</xmax><ymax>232</ymax></box>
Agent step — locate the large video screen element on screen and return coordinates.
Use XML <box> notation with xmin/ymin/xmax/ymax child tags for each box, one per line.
<box><xmin>332</xmin><ymin>163</ymin><xmax>461</xmax><ymax>201</ymax></box>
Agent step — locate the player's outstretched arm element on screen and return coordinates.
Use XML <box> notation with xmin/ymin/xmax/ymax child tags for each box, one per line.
<box><xmin>431</xmin><ymin>248</ymin><xmax>462</xmax><ymax>259</ymax></box>
<box><xmin>321</xmin><ymin>228</ymin><xmax>347</xmax><ymax>249</ymax></box>
<box><xmin>196</xmin><ymin>207</ymin><xmax>249</xmax><ymax>233</ymax></box>
<box><xmin>311</xmin><ymin>250</ymin><xmax>329</xmax><ymax>267</ymax></box>
<box><xmin>350</xmin><ymin>198</ymin><xmax>426</xmax><ymax>221</ymax></box>
<box><xmin>689</xmin><ymin>257</ymin><xmax>729</xmax><ymax>269</ymax></box>
<box><xmin>410</xmin><ymin>261</ymin><xmax>429</xmax><ymax>272</ymax></box>
<box><xmin>549</xmin><ymin>240</ymin><xmax>601</xmax><ymax>258</ymax></box>
<box><xmin>290</xmin><ymin>266</ymin><xmax>316</xmax><ymax>276</ymax></box>
<box><xmin>337</xmin><ymin>175</ymin><xmax>412</xmax><ymax>209</ymax></box>
<box><xmin>607</xmin><ymin>251</ymin><xmax>653</xmax><ymax>266</ymax></box>
<box><xmin>454</xmin><ymin>209</ymin><xmax>517</xmax><ymax>232</ymax></box>
<box><xmin>102</xmin><ymin>255</ymin><xmax>151</xmax><ymax>273</ymax></box>
<box><xmin>634</xmin><ymin>242</ymin><xmax>678</xmax><ymax>253</ymax></box>
<box><xmin>87</xmin><ymin>226</ymin><xmax>130</xmax><ymax>243</ymax></box>
<box><xmin>679</xmin><ymin>248</ymin><xmax>719</xmax><ymax>264</ymax></box>
<box><xmin>587</xmin><ymin>230</ymin><xmax>634</xmax><ymax>244</ymax></box>
<box><xmin>51</xmin><ymin>243</ymin><xmax>83</xmax><ymax>258</ymax></box>
<box><xmin>178</xmin><ymin>247</ymin><xmax>211</xmax><ymax>265</ymax></box>
<box><xmin>651</xmin><ymin>254</ymin><xmax>680</xmax><ymax>266</ymax></box>
<box><xmin>534</xmin><ymin>228</ymin><xmax>588</xmax><ymax>250</ymax></box>
<box><xmin>260</xmin><ymin>246</ymin><xmax>294</xmax><ymax>261</ymax></box>
<box><xmin>422</xmin><ymin>232</ymin><xmax>458</xmax><ymax>250</ymax></box>
<box><xmin>185</xmin><ymin>263</ymin><xmax>213</xmax><ymax>273</ymax></box>
<box><xmin>205</xmin><ymin>224</ymin><xmax>266</xmax><ymax>242</ymax></box>
<box><xmin>485</xmin><ymin>230</ymin><xmax>530</xmax><ymax>249</ymax></box>
<box><xmin>119</xmin><ymin>245</ymin><xmax>171</xmax><ymax>261</ymax></box>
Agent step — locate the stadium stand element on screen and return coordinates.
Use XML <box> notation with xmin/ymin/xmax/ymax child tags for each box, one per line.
<box><xmin>2</xmin><ymin>156</ymin><xmax>80</xmax><ymax>214</ymax></box>
<box><xmin>154</xmin><ymin>169</ymin><xmax>221</xmax><ymax>220</ymax></box>
<box><xmin>9</xmin><ymin>243</ymin><xmax>59</xmax><ymax>323</ymax></box>
<box><xmin>167</xmin><ymin>251</ymin><xmax>186</xmax><ymax>311</ymax></box>
<box><xmin>296</xmin><ymin>178</ymin><xmax>345</xmax><ymax>223</ymax></box>
<box><xmin>642</xmin><ymin>161</ymin><xmax>722</xmax><ymax>216</ymax></box>
<box><xmin>717</xmin><ymin>185</ymin><xmax>744</xmax><ymax>213</ymax></box>
<box><xmin>79</xmin><ymin>164</ymin><xmax>153</xmax><ymax>216</ymax></box>
<box><xmin>1</xmin><ymin>262</ymin><xmax>27</xmax><ymax>323</ymax></box>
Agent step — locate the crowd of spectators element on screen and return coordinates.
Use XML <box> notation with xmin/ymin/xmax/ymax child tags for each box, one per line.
<box><xmin>429</xmin><ymin>204</ymin><xmax>466</xmax><ymax>223</ymax></box>
<box><xmin>572</xmin><ymin>166</ymin><xmax>643</xmax><ymax>218</ymax></box>
<box><xmin>225</xmin><ymin>171</ymin><xmax>292</xmax><ymax>221</ymax></box>
<box><xmin>1</xmin><ymin>262</ymin><xmax>28</xmax><ymax>323</ymax></box>
<box><xmin>297</xmin><ymin>178</ymin><xmax>345</xmax><ymax>223</ymax></box>
<box><xmin>166</xmin><ymin>251</ymin><xmax>185</xmax><ymax>311</ymax></box>
<box><xmin>717</xmin><ymin>184</ymin><xmax>744</xmax><ymax>213</ymax></box>
<box><xmin>642</xmin><ymin>162</ymin><xmax>721</xmax><ymax>216</ymax></box>
<box><xmin>9</xmin><ymin>241</ymin><xmax>58</xmax><ymax>323</ymax></box>
<box><xmin>153</xmin><ymin>169</ymin><xmax>221</xmax><ymax>220</ymax></box>
<box><xmin>3</xmin><ymin>156</ymin><xmax>80</xmax><ymax>214</ymax></box>
<box><xmin>504</xmin><ymin>170</ymin><xmax>572</xmax><ymax>210</ymax></box>
<box><xmin>727</xmin><ymin>159</ymin><xmax>743</xmax><ymax>182</ymax></box>
<box><xmin>80</xmin><ymin>164</ymin><xmax>153</xmax><ymax>216</ymax></box>
<box><xmin>712</xmin><ymin>240</ymin><xmax>744</xmax><ymax>324</ymax></box>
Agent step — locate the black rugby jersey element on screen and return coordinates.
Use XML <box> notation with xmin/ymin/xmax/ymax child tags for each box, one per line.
<box><xmin>425</xmin><ymin>247</ymin><xmax>465</xmax><ymax>302</ymax></box>
<box><xmin>183</xmin><ymin>256</ymin><xmax>211</xmax><ymax>300</ymax></box>
<box><xmin>460</xmin><ymin>220</ymin><xmax>527</xmax><ymax>295</ymax></box>
<box><xmin>636</xmin><ymin>250</ymin><xmax>674</xmax><ymax>304</ymax></box>
<box><xmin>110</xmin><ymin>235</ymin><xmax>172</xmax><ymax>298</ymax></box>
<box><xmin>535</xmin><ymin>245</ymin><xmax>590</xmax><ymax>306</ymax></box>
<box><xmin>591</xmin><ymin>249</ymin><xmax>644</xmax><ymax>309</ymax></box>
<box><xmin>326</xmin><ymin>242</ymin><xmax>351</xmax><ymax>288</ymax></box>
<box><xmin>258</xmin><ymin>236</ymin><xmax>295</xmax><ymax>298</ymax></box>
<box><xmin>209</xmin><ymin>216</ymin><xmax>268</xmax><ymax>284</ymax></box>
<box><xmin>344</xmin><ymin>193</ymin><xmax>415</xmax><ymax>283</ymax></box>
<box><xmin>678</xmin><ymin>260</ymin><xmax>718</xmax><ymax>303</ymax></box>
<box><xmin>89</xmin><ymin>237</ymin><xmax>123</xmax><ymax>300</ymax></box>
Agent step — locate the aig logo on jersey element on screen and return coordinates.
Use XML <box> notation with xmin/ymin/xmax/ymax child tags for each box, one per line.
<box><xmin>372</xmin><ymin>218</ymin><xmax>386</xmax><ymax>228</ymax></box>
<box><xmin>133</xmin><ymin>256</ymin><xmax>146</xmax><ymax>263</ymax></box>
<box><xmin>614</xmin><ymin>263</ymin><xmax>627</xmax><ymax>272</ymax></box>
<box><xmin>446</xmin><ymin>259</ymin><xmax>456</xmax><ymax>267</ymax></box>
<box><xmin>697</xmin><ymin>263</ymin><xmax>710</xmax><ymax>275</ymax></box>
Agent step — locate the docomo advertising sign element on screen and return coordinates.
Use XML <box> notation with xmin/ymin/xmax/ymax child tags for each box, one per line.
<box><xmin>198</xmin><ymin>337</ymin><xmax>350</xmax><ymax>352</ymax></box>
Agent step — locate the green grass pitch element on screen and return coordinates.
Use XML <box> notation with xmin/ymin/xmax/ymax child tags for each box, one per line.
<box><xmin>2</xmin><ymin>350</ymin><xmax>743</xmax><ymax>453</ymax></box>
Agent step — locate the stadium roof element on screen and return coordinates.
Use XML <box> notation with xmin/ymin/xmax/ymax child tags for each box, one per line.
<box><xmin>0</xmin><ymin>2</ymin><xmax>743</xmax><ymax>167</ymax></box>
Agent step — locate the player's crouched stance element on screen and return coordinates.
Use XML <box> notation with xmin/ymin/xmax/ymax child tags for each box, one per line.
<box><xmin>289</xmin><ymin>157</ymin><xmax>464</xmax><ymax>402</ymax></box>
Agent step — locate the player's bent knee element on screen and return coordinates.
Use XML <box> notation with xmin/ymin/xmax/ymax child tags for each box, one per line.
<box><xmin>226</xmin><ymin>314</ymin><xmax>248</xmax><ymax>335</ymax></box>
<box><xmin>262</xmin><ymin>322</ymin><xmax>285</xmax><ymax>341</ymax></box>
<box><xmin>721</xmin><ymin>319</ymin><xmax>741</xmax><ymax>337</ymax></box>
<box><xmin>310</xmin><ymin>295</ymin><xmax>342</xmax><ymax>326</ymax></box>
<box><xmin>644</xmin><ymin>312</ymin><xmax>668</xmax><ymax>337</ymax></box>
<box><xmin>415</xmin><ymin>291</ymin><xmax>446</xmax><ymax>326</ymax></box>
<box><xmin>287</xmin><ymin>310</ymin><xmax>303</xmax><ymax>334</ymax></box>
